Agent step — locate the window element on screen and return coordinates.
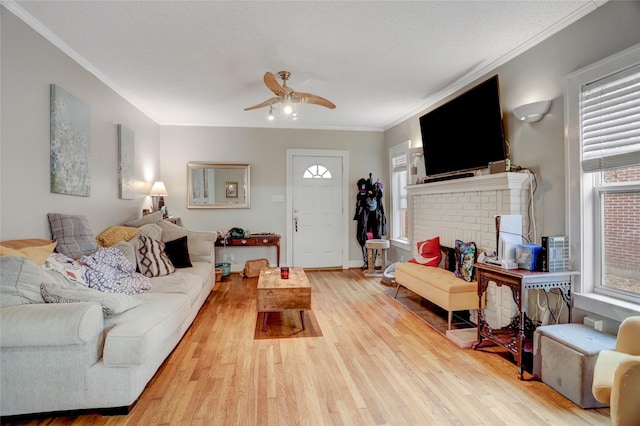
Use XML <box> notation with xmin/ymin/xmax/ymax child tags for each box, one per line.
<box><xmin>303</xmin><ymin>164</ymin><xmax>332</xmax><ymax>179</ymax></box>
<box><xmin>596</xmin><ymin>166</ymin><xmax>640</xmax><ymax>301</ymax></box>
<box><xmin>389</xmin><ymin>143</ymin><xmax>409</xmax><ymax>246</ymax></box>
<box><xmin>567</xmin><ymin>44</ymin><xmax>640</xmax><ymax>313</ymax></box>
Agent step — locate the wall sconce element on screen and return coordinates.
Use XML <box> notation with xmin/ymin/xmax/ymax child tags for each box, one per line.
<box><xmin>149</xmin><ymin>181</ymin><xmax>168</xmax><ymax>212</ymax></box>
<box><xmin>513</xmin><ymin>100</ymin><xmax>551</xmax><ymax>123</ymax></box>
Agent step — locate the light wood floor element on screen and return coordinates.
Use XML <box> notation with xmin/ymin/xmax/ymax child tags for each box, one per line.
<box><xmin>6</xmin><ymin>270</ymin><xmax>610</xmax><ymax>425</ymax></box>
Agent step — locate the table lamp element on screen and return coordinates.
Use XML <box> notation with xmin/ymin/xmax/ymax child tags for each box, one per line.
<box><xmin>149</xmin><ymin>181</ymin><xmax>168</xmax><ymax>212</ymax></box>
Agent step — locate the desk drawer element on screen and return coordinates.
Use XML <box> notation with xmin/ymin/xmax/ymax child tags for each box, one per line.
<box><xmin>231</xmin><ymin>238</ymin><xmax>257</xmax><ymax>246</ymax></box>
<box><xmin>254</xmin><ymin>237</ymin><xmax>278</xmax><ymax>246</ymax></box>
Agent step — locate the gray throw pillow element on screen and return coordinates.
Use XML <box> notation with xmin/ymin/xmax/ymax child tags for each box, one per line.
<box><xmin>48</xmin><ymin>213</ymin><xmax>98</xmax><ymax>260</ymax></box>
<box><xmin>40</xmin><ymin>282</ymin><xmax>141</xmax><ymax>317</ymax></box>
<box><xmin>123</xmin><ymin>210</ymin><xmax>163</xmax><ymax>228</ymax></box>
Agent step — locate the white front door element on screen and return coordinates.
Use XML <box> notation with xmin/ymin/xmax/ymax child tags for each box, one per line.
<box><xmin>288</xmin><ymin>151</ymin><xmax>347</xmax><ymax>268</ymax></box>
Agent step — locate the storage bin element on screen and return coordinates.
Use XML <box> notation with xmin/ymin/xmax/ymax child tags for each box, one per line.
<box><xmin>215</xmin><ymin>262</ymin><xmax>231</xmax><ymax>277</ymax></box>
<box><xmin>533</xmin><ymin>323</ymin><xmax>616</xmax><ymax>408</ymax></box>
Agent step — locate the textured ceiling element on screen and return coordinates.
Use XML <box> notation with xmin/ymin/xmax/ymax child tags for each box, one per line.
<box><xmin>7</xmin><ymin>1</ymin><xmax>605</xmax><ymax>130</ymax></box>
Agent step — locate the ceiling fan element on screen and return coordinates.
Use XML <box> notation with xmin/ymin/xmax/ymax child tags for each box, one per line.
<box><xmin>244</xmin><ymin>71</ymin><xmax>336</xmax><ymax>119</ymax></box>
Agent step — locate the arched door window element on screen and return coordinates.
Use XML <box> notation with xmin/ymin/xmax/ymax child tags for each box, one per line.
<box><xmin>303</xmin><ymin>164</ymin><xmax>332</xmax><ymax>179</ymax></box>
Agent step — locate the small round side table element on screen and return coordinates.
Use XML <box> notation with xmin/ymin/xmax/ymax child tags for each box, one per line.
<box><xmin>364</xmin><ymin>239</ymin><xmax>390</xmax><ymax>277</ymax></box>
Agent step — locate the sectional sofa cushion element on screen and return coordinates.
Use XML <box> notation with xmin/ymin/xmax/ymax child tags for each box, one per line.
<box><xmin>157</xmin><ymin>220</ymin><xmax>216</xmax><ymax>263</ymax></box>
<box><xmin>48</xmin><ymin>213</ymin><xmax>99</xmax><ymax>259</ymax></box>
<box><xmin>147</xmin><ymin>262</ymin><xmax>210</xmax><ymax>306</ymax></box>
<box><xmin>102</xmin><ymin>292</ymin><xmax>191</xmax><ymax>366</ymax></box>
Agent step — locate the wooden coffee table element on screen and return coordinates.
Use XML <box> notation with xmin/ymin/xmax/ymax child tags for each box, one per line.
<box><xmin>257</xmin><ymin>267</ymin><xmax>312</xmax><ymax>332</ymax></box>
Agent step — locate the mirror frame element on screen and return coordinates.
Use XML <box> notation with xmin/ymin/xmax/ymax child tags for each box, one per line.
<box><xmin>187</xmin><ymin>162</ymin><xmax>250</xmax><ymax>209</ymax></box>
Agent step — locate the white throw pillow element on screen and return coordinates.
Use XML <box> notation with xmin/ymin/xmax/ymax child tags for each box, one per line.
<box><xmin>139</xmin><ymin>223</ymin><xmax>163</xmax><ymax>241</ymax></box>
<box><xmin>40</xmin><ymin>282</ymin><xmax>141</xmax><ymax>317</ymax></box>
<box><xmin>0</xmin><ymin>256</ymin><xmax>67</xmax><ymax>306</ymax></box>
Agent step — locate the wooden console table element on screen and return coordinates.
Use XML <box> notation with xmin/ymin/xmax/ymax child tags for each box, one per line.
<box><xmin>215</xmin><ymin>234</ymin><xmax>281</xmax><ymax>266</ymax></box>
<box><xmin>473</xmin><ymin>262</ymin><xmax>577</xmax><ymax>379</ymax></box>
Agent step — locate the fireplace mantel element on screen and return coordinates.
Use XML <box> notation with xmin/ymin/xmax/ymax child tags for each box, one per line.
<box><xmin>406</xmin><ymin>170</ymin><xmax>532</xmax><ymax>328</ymax></box>
<box><xmin>407</xmin><ymin>172</ymin><xmax>531</xmax><ymax>195</ymax></box>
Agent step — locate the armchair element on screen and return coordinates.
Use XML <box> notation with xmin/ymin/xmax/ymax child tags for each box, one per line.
<box><xmin>592</xmin><ymin>316</ymin><xmax>640</xmax><ymax>426</ymax></box>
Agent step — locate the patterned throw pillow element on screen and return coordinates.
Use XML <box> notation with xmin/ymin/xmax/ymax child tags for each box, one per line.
<box><xmin>43</xmin><ymin>252</ymin><xmax>88</xmax><ymax>286</ymax></box>
<box><xmin>48</xmin><ymin>213</ymin><xmax>99</xmax><ymax>260</ymax></box>
<box><xmin>81</xmin><ymin>248</ymin><xmax>151</xmax><ymax>294</ymax></box>
<box><xmin>454</xmin><ymin>239</ymin><xmax>477</xmax><ymax>282</ymax></box>
<box><xmin>408</xmin><ymin>236</ymin><xmax>442</xmax><ymax>267</ymax></box>
<box><xmin>96</xmin><ymin>226</ymin><xmax>140</xmax><ymax>247</ymax></box>
<box><xmin>136</xmin><ymin>234</ymin><xmax>175</xmax><ymax>277</ymax></box>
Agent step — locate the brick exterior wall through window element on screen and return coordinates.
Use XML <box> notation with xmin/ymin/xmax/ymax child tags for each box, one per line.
<box><xmin>603</xmin><ymin>166</ymin><xmax>640</xmax><ymax>281</ymax></box>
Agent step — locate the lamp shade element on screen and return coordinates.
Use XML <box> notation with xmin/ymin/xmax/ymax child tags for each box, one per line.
<box><xmin>513</xmin><ymin>100</ymin><xmax>551</xmax><ymax>123</ymax></box>
<box><xmin>149</xmin><ymin>181</ymin><xmax>168</xmax><ymax>196</ymax></box>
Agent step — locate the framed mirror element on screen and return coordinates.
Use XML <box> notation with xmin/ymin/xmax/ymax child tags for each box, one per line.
<box><xmin>187</xmin><ymin>162</ymin><xmax>250</xmax><ymax>209</ymax></box>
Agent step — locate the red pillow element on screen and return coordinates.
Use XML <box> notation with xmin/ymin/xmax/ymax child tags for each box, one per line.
<box><xmin>408</xmin><ymin>237</ymin><xmax>442</xmax><ymax>267</ymax></box>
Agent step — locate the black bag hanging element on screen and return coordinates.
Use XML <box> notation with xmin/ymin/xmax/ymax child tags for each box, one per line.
<box><xmin>354</xmin><ymin>173</ymin><xmax>387</xmax><ymax>268</ymax></box>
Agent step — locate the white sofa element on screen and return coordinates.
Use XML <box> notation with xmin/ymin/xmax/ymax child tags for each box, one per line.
<box><xmin>0</xmin><ymin>219</ymin><xmax>217</xmax><ymax>416</ymax></box>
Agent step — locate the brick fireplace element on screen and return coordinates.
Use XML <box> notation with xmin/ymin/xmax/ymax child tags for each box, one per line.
<box><xmin>407</xmin><ymin>172</ymin><xmax>532</xmax><ymax>327</ymax></box>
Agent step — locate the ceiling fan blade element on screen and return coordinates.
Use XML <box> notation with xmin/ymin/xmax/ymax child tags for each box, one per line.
<box><xmin>296</xmin><ymin>92</ymin><xmax>336</xmax><ymax>109</ymax></box>
<box><xmin>264</xmin><ymin>72</ymin><xmax>287</xmax><ymax>96</ymax></box>
<box><xmin>244</xmin><ymin>97</ymin><xmax>279</xmax><ymax>111</ymax></box>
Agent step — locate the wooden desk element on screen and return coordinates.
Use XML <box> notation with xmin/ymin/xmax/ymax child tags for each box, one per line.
<box><xmin>215</xmin><ymin>234</ymin><xmax>281</xmax><ymax>266</ymax></box>
<box><xmin>257</xmin><ymin>267</ymin><xmax>311</xmax><ymax>331</ymax></box>
<box><xmin>473</xmin><ymin>262</ymin><xmax>577</xmax><ymax>379</ymax></box>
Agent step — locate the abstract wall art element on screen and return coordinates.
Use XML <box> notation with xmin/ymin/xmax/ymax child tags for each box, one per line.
<box><xmin>50</xmin><ymin>84</ymin><xmax>91</xmax><ymax>196</ymax></box>
<box><xmin>117</xmin><ymin>124</ymin><xmax>135</xmax><ymax>200</ymax></box>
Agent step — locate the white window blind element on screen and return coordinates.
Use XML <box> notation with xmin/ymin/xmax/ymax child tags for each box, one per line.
<box><xmin>392</xmin><ymin>153</ymin><xmax>407</xmax><ymax>173</ymax></box>
<box><xmin>581</xmin><ymin>64</ymin><xmax>640</xmax><ymax>172</ymax></box>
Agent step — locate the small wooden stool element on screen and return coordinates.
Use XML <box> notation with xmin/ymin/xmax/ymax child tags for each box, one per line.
<box><xmin>364</xmin><ymin>239</ymin><xmax>389</xmax><ymax>277</ymax></box>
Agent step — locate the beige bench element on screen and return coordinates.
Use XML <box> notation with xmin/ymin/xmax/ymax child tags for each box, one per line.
<box><xmin>394</xmin><ymin>262</ymin><xmax>484</xmax><ymax>329</ymax></box>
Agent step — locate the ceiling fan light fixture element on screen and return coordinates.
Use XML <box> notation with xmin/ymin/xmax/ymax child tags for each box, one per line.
<box><xmin>282</xmin><ymin>96</ymin><xmax>294</xmax><ymax>115</ymax></box>
<box><xmin>245</xmin><ymin>71</ymin><xmax>334</xmax><ymax>121</ymax></box>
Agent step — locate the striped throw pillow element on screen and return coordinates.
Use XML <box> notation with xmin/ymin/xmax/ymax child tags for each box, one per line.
<box><xmin>136</xmin><ymin>234</ymin><xmax>175</xmax><ymax>277</ymax></box>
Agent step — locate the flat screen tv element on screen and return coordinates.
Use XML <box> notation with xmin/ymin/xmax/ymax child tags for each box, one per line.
<box><xmin>419</xmin><ymin>75</ymin><xmax>506</xmax><ymax>177</ymax></box>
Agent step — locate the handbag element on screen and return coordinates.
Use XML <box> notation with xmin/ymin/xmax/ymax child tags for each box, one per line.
<box><xmin>240</xmin><ymin>258</ymin><xmax>270</xmax><ymax>278</ymax></box>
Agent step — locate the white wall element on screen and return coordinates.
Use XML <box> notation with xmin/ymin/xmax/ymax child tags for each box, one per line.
<box><xmin>1</xmin><ymin>7</ymin><xmax>161</xmax><ymax>239</ymax></box>
<box><xmin>384</xmin><ymin>1</ymin><xmax>640</xmax><ymax>329</ymax></box>
<box><xmin>159</xmin><ymin>126</ymin><xmax>384</xmax><ymax>266</ymax></box>
<box><xmin>385</xmin><ymin>0</ymin><xmax>640</xmax><ymax>257</ymax></box>
<box><xmin>1</xmin><ymin>6</ymin><xmax>386</xmax><ymax>267</ymax></box>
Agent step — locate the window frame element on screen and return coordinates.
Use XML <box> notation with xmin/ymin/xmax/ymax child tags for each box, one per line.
<box><xmin>565</xmin><ymin>43</ymin><xmax>640</xmax><ymax>319</ymax></box>
<box><xmin>593</xmin><ymin>178</ymin><xmax>640</xmax><ymax>304</ymax></box>
<box><xmin>389</xmin><ymin>142</ymin><xmax>410</xmax><ymax>250</ymax></box>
